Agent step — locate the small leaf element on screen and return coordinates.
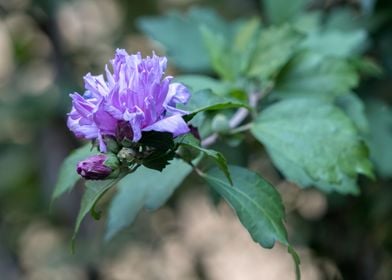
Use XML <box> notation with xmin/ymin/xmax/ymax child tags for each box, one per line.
<box><xmin>177</xmin><ymin>134</ymin><xmax>232</xmax><ymax>184</ymax></box>
<box><xmin>203</xmin><ymin>165</ymin><xmax>300</xmax><ymax>278</ymax></box>
<box><xmin>272</xmin><ymin>51</ymin><xmax>359</xmax><ymax>100</ymax></box>
<box><xmin>251</xmin><ymin>98</ymin><xmax>374</xmax><ymax>194</ymax></box>
<box><xmin>72</xmin><ymin>176</ymin><xmax>123</xmax><ymax>250</ymax></box>
<box><xmin>106</xmin><ymin>159</ymin><xmax>193</xmax><ymax>240</ymax></box>
<box><xmin>52</xmin><ymin>144</ymin><xmax>97</xmax><ymax>202</ymax></box>
<box><xmin>139</xmin><ymin>131</ymin><xmax>176</xmax><ymax>171</ymax></box>
<box><xmin>182</xmin><ymin>89</ymin><xmax>249</xmax><ymax>121</ymax></box>
<box><xmin>247</xmin><ymin>25</ymin><xmax>303</xmax><ymax>80</ymax></box>
<box><xmin>201</xmin><ymin>18</ymin><xmax>260</xmax><ymax>80</ymax></box>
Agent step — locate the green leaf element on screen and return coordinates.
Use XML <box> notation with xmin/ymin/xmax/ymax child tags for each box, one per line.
<box><xmin>52</xmin><ymin>144</ymin><xmax>97</xmax><ymax>202</ymax></box>
<box><xmin>182</xmin><ymin>89</ymin><xmax>249</xmax><ymax>121</ymax></box>
<box><xmin>272</xmin><ymin>51</ymin><xmax>359</xmax><ymax>100</ymax></box>
<box><xmin>201</xmin><ymin>18</ymin><xmax>260</xmax><ymax>80</ymax></box>
<box><xmin>251</xmin><ymin>98</ymin><xmax>374</xmax><ymax>194</ymax></box>
<box><xmin>301</xmin><ymin>29</ymin><xmax>367</xmax><ymax>58</ymax></box>
<box><xmin>203</xmin><ymin>166</ymin><xmax>300</xmax><ymax>278</ymax></box>
<box><xmin>174</xmin><ymin>75</ymin><xmax>230</xmax><ymax>96</ymax></box>
<box><xmin>366</xmin><ymin>100</ymin><xmax>392</xmax><ymax>178</ymax></box>
<box><xmin>106</xmin><ymin>159</ymin><xmax>193</xmax><ymax>240</ymax></box>
<box><xmin>137</xmin><ymin>8</ymin><xmax>228</xmax><ymax>72</ymax></box>
<box><xmin>336</xmin><ymin>93</ymin><xmax>369</xmax><ymax>133</ymax></box>
<box><xmin>262</xmin><ymin>0</ymin><xmax>309</xmax><ymax>25</ymax></box>
<box><xmin>72</xmin><ymin>176</ymin><xmax>123</xmax><ymax>250</ymax></box>
<box><xmin>177</xmin><ymin>134</ymin><xmax>232</xmax><ymax>184</ymax></box>
<box><xmin>138</xmin><ymin>131</ymin><xmax>176</xmax><ymax>171</ymax></box>
<box><xmin>247</xmin><ymin>25</ymin><xmax>304</xmax><ymax>80</ymax></box>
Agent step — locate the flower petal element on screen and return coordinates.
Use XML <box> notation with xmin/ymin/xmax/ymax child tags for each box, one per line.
<box><xmin>143</xmin><ymin>114</ymin><xmax>189</xmax><ymax>137</ymax></box>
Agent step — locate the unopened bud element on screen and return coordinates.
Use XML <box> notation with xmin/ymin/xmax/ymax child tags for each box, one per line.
<box><xmin>77</xmin><ymin>154</ymin><xmax>119</xmax><ymax>180</ymax></box>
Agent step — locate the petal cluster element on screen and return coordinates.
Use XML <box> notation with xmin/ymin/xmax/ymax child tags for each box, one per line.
<box><xmin>67</xmin><ymin>49</ymin><xmax>191</xmax><ymax>152</ymax></box>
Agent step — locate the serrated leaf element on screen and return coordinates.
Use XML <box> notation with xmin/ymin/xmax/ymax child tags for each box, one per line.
<box><xmin>272</xmin><ymin>51</ymin><xmax>359</xmax><ymax>100</ymax></box>
<box><xmin>263</xmin><ymin>0</ymin><xmax>309</xmax><ymax>25</ymax></box>
<box><xmin>247</xmin><ymin>25</ymin><xmax>303</xmax><ymax>80</ymax></box>
<box><xmin>72</xmin><ymin>176</ymin><xmax>123</xmax><ymax>250</ymax></box>
<box><xmin>52</xmin><ymin>144</ymin><xmax>97</xmax><ymax>202</ymax></box>
<box><xmin>366</xmin><ymin>100</ymin><xmax>392</xmax><ymax>178</ymax></box>
<box><xmin>251</xmin><ymin>98</ymin><xmax>374</xmax><ymax>194</ymax></box>
<box><xmin>106</xmin><ymin>159</ymin><xmax>193</xmax><ymax>240</ymax></box>
<box><xmin>203</xmin><ymin>165</ymin><xmax>300</xmax><ymax>278</ymax></box>
<box><xmin>137</xmin><ymin>8</ymin><xmax>228</xmax><ymax>72</ymax></box>
<box><xmin>177</xmin><ymin>134</ymin><xmax>232</xmax><ymax>184</ymax></box>
<box><xmin>182</xmin><ymin>89</ymin><xmax>249</xmax><ymax>121</ymax></box>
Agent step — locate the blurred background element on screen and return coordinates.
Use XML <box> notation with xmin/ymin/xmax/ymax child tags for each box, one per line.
<box><xmin>0</xmin><ymin>0</ymin><xmax>391</xmax><ymax>279</ymax></box>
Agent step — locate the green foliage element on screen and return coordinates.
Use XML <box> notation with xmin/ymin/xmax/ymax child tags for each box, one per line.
<box><xmin>106</xmin><ymin>159</ymin><xmax>193</xmax><ymax>240</ymax></box>
<box><xmin>177</xmin><ymin>134</ymin><xmax>232</xmax><ymax>184</ymax></box>
<box><xmin>272</xmin><ymin>51</ymin><xmax>359</xmax><ymax>100</ymax></box>
<box><xmin>251</xmin><ymin>98</ymin><xmax>374</xmax><ymax>194</ymax></box>
<box><xmin>174</xmin><ymin>75</ymin><xmax>229</xmax><ymax>96</ymax></box>
<box><xmin>203</xmin><ymin>166</ymin><xmax>300</xmax><ymax>278</ymax></box>
<box><xmin>262</xmin><ymin>0</ymin><xmax>309</xmax><ymax>25</ymax></box>
<box><xmin>336</xmin><ymin>93</ymin><xmax>369</xmax><ymax>133</ymax></box>
<box><xmin>52</xmin><ymin>144</ymin><xmax>97</xmax><ymax>202</ymax></box>
<box><xmin>182</xmin><ymin>89</ymin><xmax>249</xmax><ymax>121</ymax></box>
<box><xmin>138</xmin><ymin>131</ymin><xmax>176</xmax><ymax>171</ymax></box>
<box><xmin>366</xmin><ymin>100</ymin><xmax>392</xmax><ymax>178</ymax></box>
<box><xmin>137</xmin><ymin>8</ymin><xmax>229</xmax><ymax>72</ymax></box>
<box><xmin>301</xmin><ymin>29</ymin><xmax>367</xmax><ymax>58</ymax></box>
<box><xmin>247</xmin><ymin>25</ymin><xmax>303</xmax><ymax>81</ymax></box>
<box><xmin>72</xmin><ymin>176</ymin><xmax>124</xmax><ymax>249</ymax></box>
<box><xmin>201</xmin><ymin>18</ymin><xmax>259</xmax><ymax>81</ymax></box>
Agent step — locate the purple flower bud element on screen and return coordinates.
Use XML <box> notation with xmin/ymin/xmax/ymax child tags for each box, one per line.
<box><xmin>77</xmin><ymin>154</ymin><xmax>114</xmax><ymax>180</ymax></box>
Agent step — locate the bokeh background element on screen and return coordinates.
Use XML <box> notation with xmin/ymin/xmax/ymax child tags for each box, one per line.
<box><xmin>0</xmin><ymin>0</ymin><xmax>391</xmax><ymax>279</ymax></box>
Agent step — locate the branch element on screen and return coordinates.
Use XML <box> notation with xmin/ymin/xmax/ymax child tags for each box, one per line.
<box><xmin>201</xmin><ymin>92</ymin><xmax>260</xmax><ymax>148</ymax></box>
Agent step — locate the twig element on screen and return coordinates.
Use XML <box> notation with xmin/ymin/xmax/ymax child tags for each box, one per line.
<box><xmin>201</xmin><ymin>92</ymin><xmax>261</xmax><ymax>148</ymax></box>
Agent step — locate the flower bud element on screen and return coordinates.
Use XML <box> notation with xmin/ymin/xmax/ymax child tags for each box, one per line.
<box><xmin>77</xmin><ymin>154</ymin><xmax>119</xmax><ymax>180</ymax></box>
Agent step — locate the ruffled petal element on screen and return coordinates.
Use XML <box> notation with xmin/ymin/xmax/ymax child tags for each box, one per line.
<box><xmin>143</xmin><ymin>114</ymin><xmax>189</xmax><ymax>137</ymax></box>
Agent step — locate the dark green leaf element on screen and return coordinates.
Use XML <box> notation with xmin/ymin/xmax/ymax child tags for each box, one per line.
<box><xmin>203</xmin><ymin>166</ymin><xmax>300</xmax><ymax>278</ymax></box>
<box><xmin>139</xmin><ymin>131</ymin><xmax>174</xmax><ymax>150</ymax></box>
<box><xmin>139</xmin><ymin>131</ymin><xmax>176</xmax><ymax>171</ymax></box>
<box><xmin>52</xmin><ymin>144</ymin><xmax>97</xmax><ymax>202</ymax></box>
<box><xmin>366</xmin><ymin>100</ymin><xmax>392</xmax><ymax>178</ymax></box>
<box><xmin>137</xmin><ymin>8</ymin><xmax>228</xmax><ymax>72</ymax></box>
<box><xmin>106</xmin><ymin>159</ymin><xmax>193</xmax><ymax>240</ymax></box>
<box><xmin>272</xmin><ymin>51</ymin><xmax>359</xmax><ymax>100</ymax></box>
<box><xmin>251</xmin><ymin>98</ymin><xmax>374</xmax><ymax>194</ymax></box>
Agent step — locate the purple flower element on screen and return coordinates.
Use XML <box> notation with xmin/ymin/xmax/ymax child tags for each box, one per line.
<box><xmin>77</xmin><ymin>154</ymin><xmax>113</xmax><ymax>180</ymax></box>
<box><xmin>67</xmin><ymin>49</ymin><xmax>191</xmax><ymax>152</ymax></box>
